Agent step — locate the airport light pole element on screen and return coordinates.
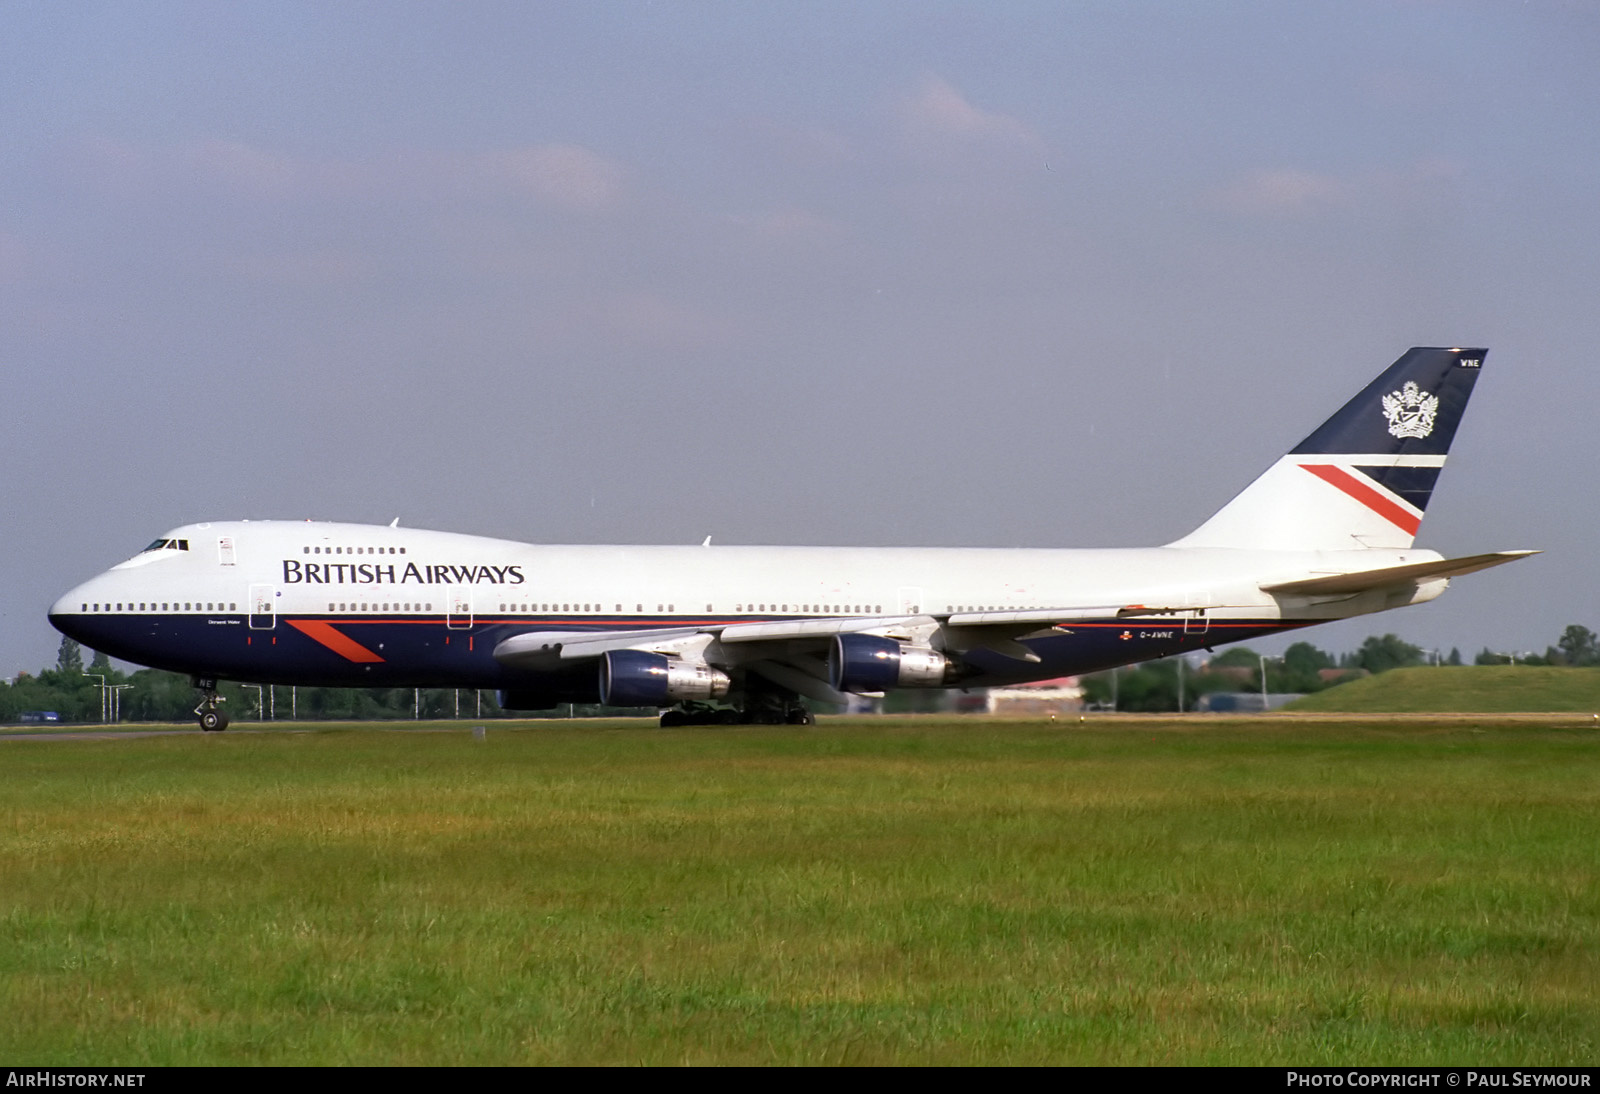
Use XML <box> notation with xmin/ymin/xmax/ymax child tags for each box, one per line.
<box><xmin>109</xmin><ymin>683</ymin><xmax>133</xmax><ymax>722</ymax></box>
<box><xmin>82</xmin><ymin>673</ymin><xmax>106</xmax><ymax>723</ymax></box>
<box><xmin>241</xmin><ymin>684</ymin><xmax>263</xmax><ymax>720</ymax></box>
<box><xmin>1258</xmin><ymin>655</ymin><xmax>1281</xmax><ymax>711</ymax></box>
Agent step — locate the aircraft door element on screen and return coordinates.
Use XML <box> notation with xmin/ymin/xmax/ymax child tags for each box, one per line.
<box><xmin>898</xmin><ymin>586</ymin><xmax>924</xmax><ymax>615</ymax></box>
<box><xmin>1182</xmin><ymin>589</ymin><xmax>1211</xmax><ymax>636</ymax></box>
<box><xmin>446</xmin><ymin>587</ymin><xmax>473</xmax><ymax>630</ymax></box>
<box><xmin>249</xmin><ymin>584</ymin><xmax>276</xmax><ymax>630</ymax></box>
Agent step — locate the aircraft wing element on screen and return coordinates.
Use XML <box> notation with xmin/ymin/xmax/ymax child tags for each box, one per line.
<box><xmin>494</xmin><ymin>604</ymin><xmax>1163</xmax><ymax>675</ymax></box>
<box><xmin>491</xmin><ymin>606</ymin><xmax>1151</xmax><ymax>707</ymax></box>
<box><xmin>493</xmin><ymin>626</ymin><xmax>710</xmax><ymax>670</ymax></box>
<box><xmin>1260</xmin><ymin>550</ymin><xmax>1539</xmax><ymax>596</ymax></box>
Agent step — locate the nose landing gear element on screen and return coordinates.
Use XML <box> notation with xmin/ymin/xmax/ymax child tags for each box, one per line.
<box><xmin>191</xmin><ymin>677</ymin><xmax>230</xmax><ymax>732</ymax></box>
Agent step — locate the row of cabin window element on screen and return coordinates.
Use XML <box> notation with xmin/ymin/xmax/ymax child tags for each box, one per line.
<box><xmin>490</xmin><ymin>603</ymin><xmax>885</xmax><ymax>615</ymax></box>
<box><xmin>735</xmin><ymin>604</ymin><xmax>883</xmax><ymax>614</ymax></box>
<box><xmin>498</xmin><ymin>603</ymin><xmax>619</xmax><ymax>613</ymax></box>
<box><xmin>302</xmin><ymin>545</ymin><xmax>405</xmax><ymax>555</ymax></box>
<box><xmin>86</xmin><ymin>602</ymin><xmax>235</xmax><ymax>612</ymax></box>
<box><xmin>327</xmin><ymin>603</ymin><xmax>434</xmax><ymax>612</ymax></box>
<box><xmin>492</xmin><ymin>603</ymin><xmax>673</xmax><ymax>613</ymax></box>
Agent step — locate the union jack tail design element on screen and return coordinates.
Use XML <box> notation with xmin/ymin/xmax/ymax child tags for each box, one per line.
<box><xmin>1170</xmin><ymin>347</ymin><xmax>1486</xmax><ymax>551</ymax></box>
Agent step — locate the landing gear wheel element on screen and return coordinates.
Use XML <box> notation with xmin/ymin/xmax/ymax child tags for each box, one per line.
<box><xmin>191</xmin><ymin>676</ymin><xmax>229</xmax><ymax>732</ymax></box>
<box><xmin>785</xmin><ymin>707</ymin><xmax>815</xmax><ymax>725</ymax></box>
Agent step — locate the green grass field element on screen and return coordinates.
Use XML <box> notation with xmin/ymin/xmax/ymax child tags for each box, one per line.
<box><xmin>1289</xmin><ymin>667</ymin><xmax>1600</xmax><ymax>713</ymax></box>
<box><xmin>3</xmin><ymin>717</ymin><xmax>1597</xmax><ymax>1065</ymax></box>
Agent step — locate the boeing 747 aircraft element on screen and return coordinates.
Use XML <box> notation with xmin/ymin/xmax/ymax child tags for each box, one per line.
<box><xmin>50</xmin><ymin>347</ymin><xmax>1534</xmax><ymax>729</ymax></box>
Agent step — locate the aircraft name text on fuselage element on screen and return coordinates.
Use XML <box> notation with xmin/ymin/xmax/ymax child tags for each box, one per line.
<box><xmin>280</xmin><ymin>560</ymin><xmax>527</xmax><ymax>586</ymax></box>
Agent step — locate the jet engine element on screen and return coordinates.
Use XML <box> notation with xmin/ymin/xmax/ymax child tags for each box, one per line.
<box><xmin>599</xmin><ymin>649</ymin><xmax>732</xmax><ymax>707</ymax></box>
<box><xmin>828</xmin><ymin>634</ymin><xmax>951</xmax><ymax>693</ymax></box>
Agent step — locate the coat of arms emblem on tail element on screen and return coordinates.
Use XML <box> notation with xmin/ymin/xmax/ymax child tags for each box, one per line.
<box><xmin>1382</xmin><ymin>380</ymin><xmax>1439</xmax><ymax>439</ymax></box>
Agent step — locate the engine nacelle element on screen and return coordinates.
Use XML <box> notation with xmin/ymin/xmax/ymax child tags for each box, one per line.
<box><xmin>599</xmin><ymin>649</ymin><xmax>732</xmax><ymax>708</ymax></box>
<box><xmin>829</xmin><ymin>634</ymin><xmax>951</xmax><ymax>693</ymax></box>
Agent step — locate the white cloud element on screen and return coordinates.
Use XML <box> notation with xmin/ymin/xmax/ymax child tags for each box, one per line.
<box><xmin>898</xmin><ymin>75</ymin><xmax>1041</xmax><ymax>148</ymax></box>
<box><xmin>186</xmin><ymin>140</ymin><xmax>310</xmax><ymax>199</ymax></box>
<box><xmin>1213</xmin><ymin>160</ymin><xmax>1464</xmax><ymax>217</ymax></box>
<box><xmin>1217</xmin><ymin>168</ymin><xmax>1351</xmax><ymax>214</ymax></box>
<box><xmin>481</xmin><ymin>144</ymin><xmax>625</xmax><ymax>212</ymax></box>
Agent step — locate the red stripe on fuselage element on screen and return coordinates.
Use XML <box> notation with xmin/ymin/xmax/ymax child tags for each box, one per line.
<box><xmin>285</xmin><ymin>619</ymin><xmax>386</xmax><ymax>662</ymax></box>
<box><xmin>1298</xmin><ymin>464</ymin><xmax>1421</xmax><ymax>535</ymax></box>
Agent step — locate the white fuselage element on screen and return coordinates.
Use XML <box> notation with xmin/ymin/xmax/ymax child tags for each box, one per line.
<box><xmin>50</xmin><ymin>519</ymin><xmax>1445</xmax><ymax>692</ymax></box>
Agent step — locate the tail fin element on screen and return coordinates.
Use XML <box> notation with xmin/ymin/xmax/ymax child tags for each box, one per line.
<box><xmin>1169</xmin><ymin>347</ymin><xmax>1486</xmax><ymax>551</ymax></box>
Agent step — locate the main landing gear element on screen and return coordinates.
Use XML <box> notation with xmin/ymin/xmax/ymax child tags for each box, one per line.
<box><xmin>191</xmin><ymin>676</ymin><xmax>230</xmax><ymax>732</ymax></box>
<box><xmin>658</xmin><ymin>704</ymin><xmax>815</xmax><ymax>727</ymax></box>
<box><xmin>658</xmin><ymin>682</ymin><xmax>817</xmax><ymax>727</ymax></box>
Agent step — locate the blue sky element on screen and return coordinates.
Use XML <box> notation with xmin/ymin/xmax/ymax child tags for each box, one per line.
<box><xmin>4</xmin><ymin>1</ymin><xmax>1598</xmax><ymax>674</ymax></box>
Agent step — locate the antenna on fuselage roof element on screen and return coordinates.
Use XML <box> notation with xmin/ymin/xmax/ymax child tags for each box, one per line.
<box><xmin>702</xmin><ymin>535</ymin><xmax>712</xmax><ymax>547</ymax></box>
<box><xmin>390</xmin><ymin>518</ymin><xmax>400</xmax><ymax>528</ymax></box>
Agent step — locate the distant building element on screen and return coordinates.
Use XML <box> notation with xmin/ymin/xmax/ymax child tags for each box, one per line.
<box><xmin>983</xmin><ymin>677</ymin><xmax>1085</xmax><ymax>716</ymax></box>
<box><xmin>1318</xmin><ymin>668</ymin><xmax>1369</xmax><ymax>684</ymax></box>
<box><xmin>1201</xmin><ymin>664</ymin><xmax>1255</xmax><ymax>686</ymax></box>
<box><xmin>18</xmin><ymin>711</ymin><xmax>62</xmax><ymax>724</ymax></box>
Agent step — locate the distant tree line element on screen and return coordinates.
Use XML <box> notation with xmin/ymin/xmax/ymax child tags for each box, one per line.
<box><xmin>3</xmin><ymin>626</ymin><xmax>1597</xmax><ymax>724</ymax></box>
<box><xmin>0</xmin><ymin>637</ymin><xmax>653</xmax><ymax>724</ymax></box>
<box><xmin>1078</xmin><ymin>624</ymin><xmax>1599</xmax><ymax>714</ymax></box>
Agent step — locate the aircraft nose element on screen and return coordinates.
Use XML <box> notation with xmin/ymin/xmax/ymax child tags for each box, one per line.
<box><xmin>49</xmin><ymin>581</ymin><xmax>98</xmax><ymax>641</ymax></box>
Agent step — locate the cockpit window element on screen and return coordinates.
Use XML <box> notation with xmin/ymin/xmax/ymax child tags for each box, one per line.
<box><xmin>141</xmin><ymin>539</ymin><xmax>189</xmax><ymax>553</ymax></box>
<box><xmin>145</xmin><ymin>539</ymin><xmax>168</xmax><ymax>552</ymax></box>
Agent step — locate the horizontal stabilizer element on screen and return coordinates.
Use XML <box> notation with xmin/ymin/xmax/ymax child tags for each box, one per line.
<box><xmin>1260</xmin><ymin>550</ymin><xmax>1539</xmax><ymax>596</ymax></box>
